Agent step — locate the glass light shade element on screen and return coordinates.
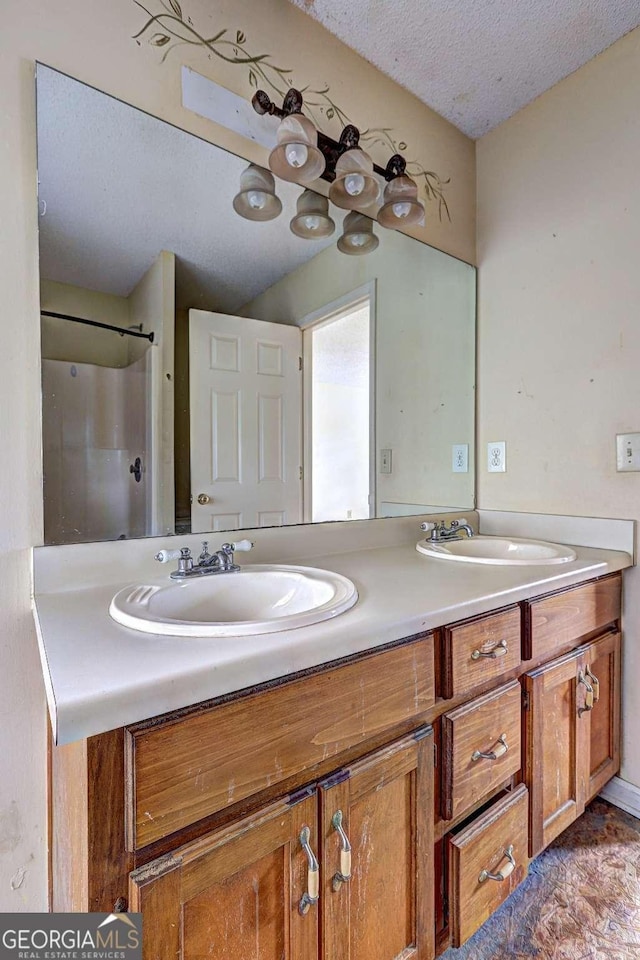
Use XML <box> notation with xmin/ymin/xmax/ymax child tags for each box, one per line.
<box><xmin>328</xmin><ymin>149</ymin><xmax>380</xmax><ymax>210</ymax></box>
<box><xmin>337</xmin><ymin>211</ymin><xmax>379</xmax><ymax>256</ymax></box>
<box><xmin>233</xmin><ymin>164</ymin><xmax>282</xmax><ymax>221</ymax></box>
<box><xmin>269</xmin><ymin>115</ymin><xmax>326</xmax><ymax>184</ymax></box>
<box><xmin>377</xmin><ymin>175</ymin><xmax>425</xmax><ymax>229</ymax></box>
<box><xmin>290</xmin><ymin>190</ymin><xmax>335</xmax><ymax>239</ymax></box>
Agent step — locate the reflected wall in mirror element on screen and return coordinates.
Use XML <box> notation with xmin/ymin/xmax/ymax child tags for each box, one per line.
<box><xmin>37</xmin><ymin>65</ymin><xmax>476</xmax><ymax>545</ymax></box>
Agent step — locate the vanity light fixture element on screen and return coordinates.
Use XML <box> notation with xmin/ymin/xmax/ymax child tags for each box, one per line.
<box><xmin>266</xmin><ymin>91</ymin><xmax>326</xmax><ymax>184</ymax></box>
<box><xmin>247</xmin><ymin>87</ymin><xmax>414</xmax><ymax>253</ymax></box>
<box><xmin>328</xmin><ymin>148</ymin><xmax>379</xmax><ymax>210</ymax></box>
<box><xmin>337</xmin><ymin>212</ymin><xmax>379</xmax><ymax>256</ymax></box>
<box><xmin>377</xmin><ymin>174</ymin><xmax>425</xmax><ymax>229</ymax></box>
<box><xmin>233</xmin><ymin>164</ymin><xmax>282</xmax><ymax>221</ymax></box>
<box><xmin>290</xmin><ymin>190</ymin><xmax>335</xmax><ymax>239</ymax></box>
<box><xmin>253</xmin><ymin>88</ymin><xmax>412</xmax><ymax>193</ymax></box>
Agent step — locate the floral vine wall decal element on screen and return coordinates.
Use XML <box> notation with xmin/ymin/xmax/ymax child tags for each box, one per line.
<box><xmin>132</xmin><ymin>0</ymin><xmax>451</xmax><ymax>221</ymax></box>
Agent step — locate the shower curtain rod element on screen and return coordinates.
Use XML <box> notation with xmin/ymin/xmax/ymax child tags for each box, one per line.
<box><xmin>41</xmin><ymin>310</ymin><xmax>155</xmax><ymax>343</ymax></box>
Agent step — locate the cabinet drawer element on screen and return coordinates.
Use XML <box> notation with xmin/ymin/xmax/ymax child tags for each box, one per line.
<box><xmin>524</xmin><ymin>573</ymin><xmax>621</xmax><ymax>662</ymax></box>
<box><xmin>442</xmin><ymin>680</ymin><xmax>521</xmax><ymax>821</ymax></box>
<box><xmin>449</xmin><ymin>784</ymin><xmax>529</xmax><ymax>947</ymax></box>
<box><xmin>125</xmin><ymin>635</ymin><xmax>435</xmax><ymax>850</ymax></box>
<box><xmin>442</xmin><ymin>606</ymin><xmax>521</xmax><ymax>698</ymax></box>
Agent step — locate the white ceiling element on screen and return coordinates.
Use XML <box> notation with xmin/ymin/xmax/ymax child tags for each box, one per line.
<box><xmin>289</xmin><ymin>0</ymin><xmax>640</xmax><ymax>138</ymax></box>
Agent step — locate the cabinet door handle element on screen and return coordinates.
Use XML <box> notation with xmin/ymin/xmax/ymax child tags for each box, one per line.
<box><xmin>298</xmin><ymin>826</ymin><xmax>319</xmax><ymax>915</ymax></box>
<box><xmin>331</xmin><ymin>810</ymin><xmax>352</xmax><ymax>891</ymax></box>
<box><xmin>471</xmin><ymin>733</ymin><xmax>508</xmax><ymax>762</ymax></box>
<box><xmin>577</xmin><ymin>670</ymin><xmax>594</xmax><ymax>717</ymax></box>
<box><xmin>479</xmin><ymin>845</ymin><xmax>516</xmax><ymax>883</ymax></box>
<box><xmin>471</xmin><ymin>639</ymin><xmax>508</xmax><ymax>660</ymax></box>
<box><xmin>585</xmin><ymin>665</ymin><xmax>600</xmax><ymax>703</ymax></box>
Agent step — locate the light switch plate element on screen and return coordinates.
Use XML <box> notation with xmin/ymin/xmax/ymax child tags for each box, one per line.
<box><xmin>380</xmin><ymin>448</ymin><xmax>392</xmax><ymax>474</ymax></box>
<box><xmin>616</xmin><ymin>433</ymin><xmax>640</xmax><ymax>472</ymax></box>
<box><xmin>488</xmin><ymin>441</ymin><xmax>506</xmax><ymax>473</ymax></box>
<box><xmin>452</xmin><ymin>444</ymin><xmax>469</xmax><ymax>473</ymax></box>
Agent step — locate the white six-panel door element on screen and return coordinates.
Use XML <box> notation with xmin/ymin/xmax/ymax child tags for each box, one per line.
<box><xmin>189</xmin><ymin>310</ymin><xmax>302</xmax><ymax>534</ymax></box>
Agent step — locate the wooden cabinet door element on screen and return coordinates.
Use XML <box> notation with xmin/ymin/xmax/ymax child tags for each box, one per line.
<box><xmin>583</xmin><ymin>630</ymin><xmax>621</xmax><ymax>802</ymax></box>
<box><xmin>318</xmin><ymin>728</ymin><xmax>434</xmax><ymax>960</ymax></box>
<box><xmin>129</xmin><ymin>793</ymin><xmax>318</xmax><ymax>960</ymax></box>
<box><xmin>524</xmin><ymin>648</ymin><xmax>588</xmax><ymax>857</ymax></box>
<box><xmin>525</xmin><ymin>630</ymin><xmax>622</xmax><ymax>858</ymax></box>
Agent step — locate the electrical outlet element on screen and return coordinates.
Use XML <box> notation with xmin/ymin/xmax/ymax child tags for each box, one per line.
<box><xmin>616</xmin><ymin>433</ymin><xmax>640</xmax><ymax>472</ymax></box>
<box><xmin>380</xmin><ymin>448</ymin><xmax>392</xmax><ymax>474</ymax></box>
<box><xmin>452</xmin><ymin>444</ymin><xmax>469</xmax><ymax>473</ymax></box>
<box><xmin>487</xmin><ymin>441</ymin><xmax>506</xmax><ymax>473</ymax></box>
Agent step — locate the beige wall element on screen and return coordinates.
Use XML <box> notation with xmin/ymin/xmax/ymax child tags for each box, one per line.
<box><xmin>41</xmin><ymin>280</ymin><xmax>131</xmax><ymax>367</ymax></box>
<box><xmin>243</xmin><ymin>230</ymin><xmax>475</xmax><ymax>512</ymax></box>
<box><xmin>1</xmin><ymin>0</ymin><xmax>474</xmax><ymax>909</ymax></box>
<box><xmin>477</xmin><ymin>27</ymin><xmax>640</xmax><ymax>787</ymax></box>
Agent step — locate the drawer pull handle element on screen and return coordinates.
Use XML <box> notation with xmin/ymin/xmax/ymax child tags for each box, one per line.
<box><xmin>577</xmin><ymin>670</ymin><xmax>594</xmax><ymax>717</ymax></box>
<box><xmin>472</xmin><ymin>733</ymin><xmax>508</xmax><ymax>762</ymax></box>
<box><xmin>331</xmin><ymin>810</ymin><xmax>352</xmax><ymax>891</ymax></box>
<box><xmin>471</xmin><ymin>639</ymin><xmax>508</xmax><ymax>660</ymax></box>
<box><xmin>585</xmin><ymin>665</ymin><xmax>600</xmax><ymax>703</ymax></box>
<box><xmin>298</xmin><ymin>826</ymin><xmax>319</xmax><ymax>915</ymax></box>
<box><xmin>479</xmin><ymin>845</ymin><xmax>516</xmax><ymax>883</ymax></box>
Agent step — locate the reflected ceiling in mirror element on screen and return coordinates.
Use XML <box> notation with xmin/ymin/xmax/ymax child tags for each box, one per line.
<box><xmin>37</xmin><ymin>65</ymin><xmax>476</xmax><ymax>546</ymax></box>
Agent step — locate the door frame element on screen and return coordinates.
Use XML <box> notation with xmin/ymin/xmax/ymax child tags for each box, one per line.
<box><xmin>298</xmin><ymin>281</ymin><xmax>377</xmax><ymax>524</ymax></box>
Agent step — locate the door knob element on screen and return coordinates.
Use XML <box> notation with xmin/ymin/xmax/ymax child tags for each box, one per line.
<box><xmin>197</xmin><ymin>493</ymin><xmax>211</xmax><ymax>505</ymax></box>
<box><xmin>129</xmin><ymin>457</ymin><xmax>143</xmax><ymax>483</ymax></box>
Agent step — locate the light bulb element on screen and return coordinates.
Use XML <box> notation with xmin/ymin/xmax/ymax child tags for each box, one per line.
<box><xmin>247</xmin><ymin>190</ymin><xmax>267</xmax><ymax>210</ymax></box>
<box><xmin>285</xmin><ymin>142</ymin><xmax>309</xmax><ymax>169</ymax></box>
<box><xmin>302</xmin><ymin>215</ymin><xmax>322</xmax><ymax>231</ymax></box>
<box><xmin>344</xmin><ymin>173</ymin><xmax>365</xmax><ymax>197</ymax></box>
<box><xmin>349</xmin><ymin>233</ymin><xmax>367</xmax><ymax>247</ymax></box>
<box><xmin>392</xmin><ymin>201</ymin><xmax>412</xmax><ymax>219</ymax></box>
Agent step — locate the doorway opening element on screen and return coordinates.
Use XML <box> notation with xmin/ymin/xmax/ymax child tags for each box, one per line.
<box><xmin>302</xmin><ymin>292</ymin><xmax>374</xmax><ymax>523</ymax></box>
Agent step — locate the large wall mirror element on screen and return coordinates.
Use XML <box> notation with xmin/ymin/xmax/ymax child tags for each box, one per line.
<box><xmin>37</xmin><ymin>64</ymin><xmax>476</xmax><ymax>545</ymax></box>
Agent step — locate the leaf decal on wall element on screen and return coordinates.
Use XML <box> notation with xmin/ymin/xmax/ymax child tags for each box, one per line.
<box><xmin>131</xmin><ymin>0</ymin><xmax>452</xmax><ymax>220</ymax></box>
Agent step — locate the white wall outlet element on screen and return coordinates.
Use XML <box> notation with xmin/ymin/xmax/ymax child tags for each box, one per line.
<box><xmin>380</xmin><ymin>448</ymin><xmax>392</xmax><ymax>474</ymax></box>
<box><xmin>616</xmin><ymin>433</ymin><xmax>640</xmax><ymax>472</ymax></box>
<box><xmin>452</xmin><ymin>443</ymin><xmax>469</xmax><ymax>473</ymax></box>
<box><xmin>487</xmin><ymin>441</ymin><xmax>506</xmax><ymax>473</ymax></box>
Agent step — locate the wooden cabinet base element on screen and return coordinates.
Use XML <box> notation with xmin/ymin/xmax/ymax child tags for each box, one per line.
<box><xmin>49</xmin><ymin>573</ymin><xmax>622</xmax><ymax>957</ymax></box>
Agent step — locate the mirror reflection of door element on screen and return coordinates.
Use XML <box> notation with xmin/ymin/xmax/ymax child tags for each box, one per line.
<box><xmin>302</xmin><ymin>293</ymin><xmax>374</xmax><ymax>523</ymax></box>
<box><xmin>189</xmin><ymin>310</ymin><xmax>302</xmax><ymax>533</ymax></box>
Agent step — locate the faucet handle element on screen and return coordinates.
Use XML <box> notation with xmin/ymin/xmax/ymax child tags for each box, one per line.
<box><xmin>420</xmin><ymin>522</ymin><xmax>436</xmax><ymax>533</ymax></box>
<box><xmin>231</xmin><ymin>539</ymin><xmax>254</xmax><ymax>552</ymax></box>
<box><xmin>155</xmin><ymin>547</ymin><xmax>183</xmax><ymax>563</ymax></box>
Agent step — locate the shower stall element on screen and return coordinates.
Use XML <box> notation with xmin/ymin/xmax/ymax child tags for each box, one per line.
<box><xmin>42</xmin><ymin>351</ymin><xmax>150</xmax><ymax>544</ymax></box>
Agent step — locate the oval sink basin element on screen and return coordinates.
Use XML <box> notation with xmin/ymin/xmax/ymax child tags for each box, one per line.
<box><xmin>416</xmin><ymin>535</ymin><xmax>577</xmax><ymax>565</ymax></box>
<box><xmin>109</xmin><ymin>564</ymin><xmax>358</xmax><ymax>637</ymax></box>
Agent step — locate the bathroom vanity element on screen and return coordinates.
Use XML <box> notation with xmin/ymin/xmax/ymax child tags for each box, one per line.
<box><xmin>38</xmin><ymin>523</ymin><xmax>628</xmax><ymax>960</ymax></box>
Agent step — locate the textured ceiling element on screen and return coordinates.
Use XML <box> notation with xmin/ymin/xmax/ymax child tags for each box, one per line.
<box><xmin>289</xmin><ymin>0</ymin><xmax>640</xmax><ymax>138</ymax></box>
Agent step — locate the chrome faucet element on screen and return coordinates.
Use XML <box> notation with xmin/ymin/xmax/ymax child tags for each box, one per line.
<box><xmin>420</xmin><ymin>519</ymin><xmax>474</xmax><ymax>542</ymax></box>
<box><xmin>155</xmin><ymin>539</ymin><xmax>254</xmax><ymax>579</ymax></box>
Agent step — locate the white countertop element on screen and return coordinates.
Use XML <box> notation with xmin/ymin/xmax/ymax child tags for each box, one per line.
<box><xmin>33</xmin><ymin>524</ymin><xmax>632</xmax><ymax>746</ymax></box>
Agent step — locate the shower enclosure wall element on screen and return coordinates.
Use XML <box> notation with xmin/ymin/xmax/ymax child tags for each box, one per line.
<box><xmin>42</xmin><ymin>351</ymin><xmax>150</xmax><ymax>544</ymax></box>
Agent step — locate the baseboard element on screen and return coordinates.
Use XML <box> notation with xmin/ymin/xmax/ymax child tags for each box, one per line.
<box><xmin>599</xmin><ymin>776</ymin><xmax>640</xmax><ymax>818</ymax></box>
